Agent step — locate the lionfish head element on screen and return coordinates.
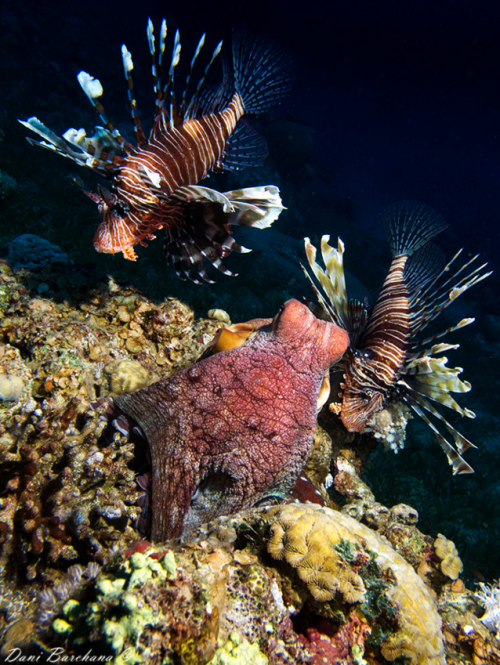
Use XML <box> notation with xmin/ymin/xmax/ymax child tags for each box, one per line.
<box><xmin>340</xmin><ymin>355</ymin><xmax>386</xmax><ymax>432</ymax></box>
<box><xmin>92</xmin><ymin>186</ymin><xmax>139</xmax><ymax>261</ymax></box>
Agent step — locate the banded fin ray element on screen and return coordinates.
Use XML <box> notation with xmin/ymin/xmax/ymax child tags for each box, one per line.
<box><xmin>121</xmin><ymin>44</ymin><xmax>147</xmax><ymax>147</ymax></box>
<box><xmin>19</xmin><ymin>117</ymin><xmax>126</xmax><ymax>176</ymax></box>
<box><xmin>303</xmin><ymin>235</ymin><xmax>352</xmax><ymax>333</ymax></box>
<box><xmin>77</xmin><ymin>72</ymin><xmax>127</xmax><ymax>146</ymax></box>
<box><xmin>164</xmin><ymin>185</ymin><xmax>284</xmax><ymax>282</ymax></box>
<box><xmin>399</xmin><ymin>391</ymin><xmax>474</xmax><ymax>474</ymax></box>
<box><xmin>232</xmin><ymin>31</ymin><xmax>294</xmax><ymax>113</ymax></box>
<box><xmin>383</xmin><ymin>199</ymin><xmax>448</xmax><ymax>257</ymax></box>
<box><xmin>221</xmin><ymin>119</ymin><xmax>269</xmax><ymax>170</ymax></box>
<box><xmin>301</xmin><ymin>200</ymin><xmax>490</xmax><ymax>474</ymax></box>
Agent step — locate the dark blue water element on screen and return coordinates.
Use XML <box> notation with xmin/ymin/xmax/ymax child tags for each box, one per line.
<box><xmin>1</xmin><ymin>0</ymin><xmax>499</xmax><ymax>578</ymax></box>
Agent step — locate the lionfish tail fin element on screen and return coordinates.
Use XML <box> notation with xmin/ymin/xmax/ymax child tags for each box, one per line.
<box><xmin>232</xmin><ymin>31</ymin><xmax>294</xmax><ymax>114</ymax></box>
<box><xmin>382</xmin><ymin>200</ymin><xmax>449</xmax><ymax>257</ymax></box>
<box><xmin>18</xmin><ymin>117</ymin><xmax>126</xmax><ymax>177</ymax></box>
<box><xmin>164</xmin><ymin>184</ymin><xmax>284</xmax><ymax>283</ymax></box>
<box><xmin>303</xmin><ymin>236</ymin><xmax>354</xmax><ymax>336</ymax></box>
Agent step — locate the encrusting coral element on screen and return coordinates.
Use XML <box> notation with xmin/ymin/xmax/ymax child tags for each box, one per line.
<box><xmin>260</xmin><ymin>503</ymin><xmax>446</xmax><ymax>665</ymax></box>
<box><xmin>434</xmin><ymin>533</ymin><xmax>463</xmax><ymax>581</ymax></box>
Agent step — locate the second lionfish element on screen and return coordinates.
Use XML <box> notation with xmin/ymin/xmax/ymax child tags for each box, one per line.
<box><xmin>304</xmin><ymin>200</ymin><xmax>491</xmax><ymax>473</ymax></box>
<box><xmin>19</xmin><ymin>20</ymin><xmax>293</xmax><ymax>282</ymax></box>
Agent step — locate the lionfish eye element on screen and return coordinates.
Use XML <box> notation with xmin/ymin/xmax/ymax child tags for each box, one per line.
<box><xmin>357</xmin><ymin>348</ymin><xmax>373</xmax><ymax>360</ymax></box>
<box><xmin>113</xmin><ymin>201</ymin><xmax>130</xmax><ymax>217</ymax></box>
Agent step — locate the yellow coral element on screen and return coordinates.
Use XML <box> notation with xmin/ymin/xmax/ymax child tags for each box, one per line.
<box><xmin>207</xmin><ymin>631</ymin><xmax>268</xmax><ymax>665</ymax></box>
<box><xmin>434</xmin><ymin>533</ymin><xmax>463</xmax><ymax>580</ymax></box>
<box><xmin>105</xmin><ymin>359</ymin><xmax>152</xmax><ymax>395</ymax></box>
<box><xmin>263</xmin><ymin>503</ymin><xmax>445</xmax><ymax>665</ymax></box>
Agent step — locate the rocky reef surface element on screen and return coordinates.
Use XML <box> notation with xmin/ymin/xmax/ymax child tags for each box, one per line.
<box><xmin>0</xmin><ymin>254</ymin><xmax>499</xmax><ymax>664</ymax></box>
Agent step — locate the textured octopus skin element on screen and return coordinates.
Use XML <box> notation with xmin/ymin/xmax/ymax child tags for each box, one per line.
<box><xmin>114</xmin><ymin>299</ymin><xmax>349</xmax><ymax>542</ymax></box>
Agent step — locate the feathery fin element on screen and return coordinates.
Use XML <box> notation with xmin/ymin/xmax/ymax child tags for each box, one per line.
<box><xmin>383</xmin><ymin>200</ymin><xmax>448</xmax><ymax>257</ymax></box>
<box><xmin>232</xmin><ymin>30</ymin><xmax>294</xmax><ymax>113</ymax></box>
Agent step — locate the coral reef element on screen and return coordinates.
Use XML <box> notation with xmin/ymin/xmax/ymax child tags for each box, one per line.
<box><xmin>0</xmin><ymin>255</ymin><xmax>499</xmax><ymax>665</ymax></box>
<box><xmin>0</xmin><ymin>257</ymin><xmax>223</xmax><ymax>628</ymax></box>
<box><xmin>261</xmin><ymin>503</ymin><xmax>445</xmax><ymax>664</ymax></box>
<box><xmin>6</xmin><ymin>233</ymin><xmax>70</xmax><ymax>270</ymax></box>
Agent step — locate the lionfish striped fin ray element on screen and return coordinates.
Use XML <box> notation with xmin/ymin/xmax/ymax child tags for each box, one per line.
<box><xmin>147</xmin><ymin>18</ymin><xmax>168</xmax><ymax>118</ymax></box>
<box><xmin>77</xmin><ymin>72</ymin><xmax>126</xmax><ymax>146</ymax></box>
<box><xmin>400</xmin><ymin>394</ymin><xmax>474</xmax><ymax>474</ymax></box>
<box><xmin>408</xmin><ymin>318</ymin><xmax>475</xmax><ymax>353</ymax></box>
<box><xmin>383</xmin><ymin>200</ymin><xmax>448</xmax><ymax>257</ymax></box>
<box><xmin>121</xmin><ymin>45</ymin><xmax>147</xmax><ymax>147</ymax></box>
<box><xmin>184</xmin><ymin>40</ymin><xmax>224</xmax><ymax>120</ymax></box>
<box><xmin>19</xmin><ymin>118</ymin><xmax>126</xmax><ymax>176</ymax></box>
<box><xmin>163</xmin><ymin>185</ymin><xmax>284</xmax><ymax>282</ymax></box>
<box><xmin>403</xmin><ymin>355</ymin><xmax>474</xmax><ymax>417</ymax></box>
<box><xmin>409</xmin><ymin>251</ymin><xmax>491</xmax><ymax>334</ymax></box>
<box><xmin>232</xmin><ymin>31</ymin><xmax>294</xmax><ymax>113</ymax></box>
<box><xmin>179</xmin><ymin>33</ymin><xmax>207</xmax><ymax>118</ymax></box>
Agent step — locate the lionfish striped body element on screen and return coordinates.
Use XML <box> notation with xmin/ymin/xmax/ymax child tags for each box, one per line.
<box><xmin>19</xmin><ymin>21</ymin><xmax>293</xmax><ymax>282</ymax></box>
<box><xmin>304</xmin><ymin>201</ymin><xmax>491</xmax><ymax>474</ymax></box>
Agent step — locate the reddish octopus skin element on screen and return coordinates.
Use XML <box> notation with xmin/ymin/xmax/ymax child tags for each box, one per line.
<box><xmin>115</xmin><ymin>299</ymin><xmax>349</xmax><ymax>542</ymax></box>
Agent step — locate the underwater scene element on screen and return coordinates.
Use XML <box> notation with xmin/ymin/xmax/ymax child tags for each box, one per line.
<box><xmin>1</xmin><ymin>0</ymin><xmax>500</xmax><ymax>662</ymax></box>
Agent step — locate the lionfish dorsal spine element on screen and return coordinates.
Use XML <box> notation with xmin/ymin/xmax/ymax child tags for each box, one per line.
<box><xmin>179</xmin><ymin>33</ymin><xmax>206</xmax><ymax>119</ymax></box>
<box><xmin>76</xmin><ymin>72</ymin><xmax>126</xmax><ymax>146</ymax></box>
<box><xmin>147</xmin><ymin>18</ymin><xmax>168</xmax><ymax>114</ymax></box>
<box><xmin>121</xmin><ymin>45</ymin><xmax>147</xmax><ymax>147</ymax></box>
<box><xmin>184</xmin><ymin>39</ymin><xmax>224</xmax><ymax>120</ymax></box>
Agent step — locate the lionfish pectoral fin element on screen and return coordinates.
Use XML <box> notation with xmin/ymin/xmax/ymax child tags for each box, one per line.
<box><xmin>220</xmin><ymin>119</ymin><xmax>269</xmax><ymax>170</ymax></box>
<box><xmin>221</xmin><ymin>185</ymin><xmax>284</xmax><ymax>230</ymax></box>
<box><xmin>302</xmin><ymin>236</ymin><xmax>352</xmax><ymax>334</ymax></box>
<box><xmin>399</xmin><ymin>382</ymin><xmax>476</xmax><ymax>473</ymax></box>
<box><xmin>171</xmin><ymin>185</ymin><xmax>235</xmax><ymax>212</ymax></box>
<box><xmin>18</xmin><ymin>115</ymin><xmax>126</xmax><ymax>177</ymax></box>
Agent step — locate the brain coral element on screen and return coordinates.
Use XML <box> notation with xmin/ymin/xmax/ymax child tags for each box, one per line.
<box><xmin>262</xmin><ymin>503</ymin><xmax>445</xmax><ymax>665</ymax></box>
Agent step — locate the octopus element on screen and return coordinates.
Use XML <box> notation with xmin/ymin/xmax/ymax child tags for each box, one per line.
<box><xmin>111</xmin><ymin>299</ymin><xmax>348</xmax><ymax>541</ymax></box>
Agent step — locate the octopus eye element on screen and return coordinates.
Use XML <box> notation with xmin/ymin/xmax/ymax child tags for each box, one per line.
<box><xmin>190</xmin><ymin>486</ymin><xmax>200</xmax><ymax>504</ymax></box>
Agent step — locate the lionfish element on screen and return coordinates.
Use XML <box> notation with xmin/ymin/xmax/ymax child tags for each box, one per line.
<box><xmin>19</xmin><ymin>21</ymin><xmax>293</xmax><ymax>282</ymax></box>
<box><xmin>303</xmin><ymin>200</ymin><xmax>491</xmax><ymax>474</ymax></box>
